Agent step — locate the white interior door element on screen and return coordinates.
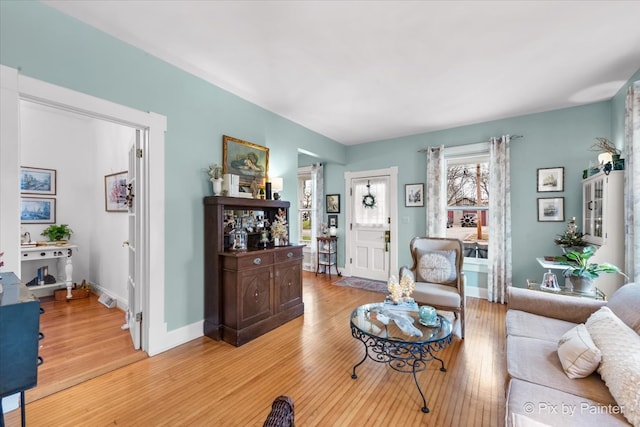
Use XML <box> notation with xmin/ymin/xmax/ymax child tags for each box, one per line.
<box><xmin>126</xmin><ymin>130</ymin><xmax>143</xmax><ymax>349</ymax></box>
<box><xmin>349</xmin><ymin>175</ymin><xmax>390</xmax><ymax>281</ymax></box>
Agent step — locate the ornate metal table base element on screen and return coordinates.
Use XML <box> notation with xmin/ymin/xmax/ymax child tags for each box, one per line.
<box><xmin>350</xmin><ymin>304</ymin><xmax>453</xmax><ymax>413</ymax></box>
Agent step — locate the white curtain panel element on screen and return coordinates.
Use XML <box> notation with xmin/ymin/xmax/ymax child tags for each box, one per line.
<box><xmin>310</xmin><ymin>163</ymin><xmax>324</xmax><ymax>273</ymax></box>
<box><xmin>624</xmin><ymin>82</ymin><xmax>640</xmax><ymax>282</ymax></box>
<box><xmin>488</xmin><ymin>136</ymin><xmax>512</xmax><ymax>303</ymax></box>
<box><xmin>425</xmin><ymin>145</ymin><xmax>446</xmax><ymax>237</ymax></box>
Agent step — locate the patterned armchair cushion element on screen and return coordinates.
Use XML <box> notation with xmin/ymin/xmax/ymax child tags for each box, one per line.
<box><xmin>415</xmin><ymin>249</ymin><xmax>457</xmax><ymax>284</ymax></box>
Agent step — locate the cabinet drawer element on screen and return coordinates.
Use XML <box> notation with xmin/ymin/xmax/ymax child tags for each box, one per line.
<box><xmin>275</xmin><ymin>247</ymin><xmax>302</xmax><ymax>263</ymax></box>
<box><xmin>223</xmin><ymin>252</ymin><xmax>274</xmax><ymax>270</ymax></box>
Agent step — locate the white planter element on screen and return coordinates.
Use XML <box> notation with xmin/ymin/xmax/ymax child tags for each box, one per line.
<box><xmin>211</xmin><ymin>178</ymin><xmax>223</xmax><ymax>196</ymax></box>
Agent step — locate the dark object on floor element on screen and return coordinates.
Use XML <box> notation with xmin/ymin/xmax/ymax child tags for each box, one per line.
<box><xmin>263</xmin><ymin>395</ymin><xmax>294</xmax><ymax>427</ymax></box>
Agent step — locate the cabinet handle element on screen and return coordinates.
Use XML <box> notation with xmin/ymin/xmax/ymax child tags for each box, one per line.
<box><xmin>39</xmin><ymin>332</ymin><xmax>45</xmax><ymax>340</ymax></box>
<box><xmin>588</xmin><ymin>200</ymin><xmax>593</xmax><ymax>211</ymax></box>
<box><xmin>287</xmin><ymin>252</ymin><xmax>293</xmax><ymax>258</ymax></box>
<box><xmin>40</xmin><ymin>307</ymin><xmax>46</xmax><ymax>315</ymax></box>
<box><xmin>37</xmin><ymin>356</ymin><xmax>44</xmax><ymax>366</ymax></box>
<box><xmin>253</xmin><ymin>258</ymin><xmax>262</xmax><ymax>265</ymax></box>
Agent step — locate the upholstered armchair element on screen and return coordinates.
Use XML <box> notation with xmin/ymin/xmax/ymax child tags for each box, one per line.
<box><xmin>399</xmin><ymin>237</ymin><xmax>465</xmax><ymax>338</ymax></box>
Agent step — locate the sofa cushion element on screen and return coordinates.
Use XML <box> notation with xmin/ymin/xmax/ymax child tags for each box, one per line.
<box><xmin>606</xmin><ymin>282</ymin><xmax>640</xmax><ymax>334</ymax></box>
<box><xmin>507</xmin><ymin>335</ymin><xmax>616</xmax><ymax>405</ymax></box>
<box><xmin>415</xmin><ymin>249</ymin><xmax>457</xmax><ymax>284</ymax></box>
<box><xmin>506</xmin><ymin>378</ymin><xmax>631</xmax><ymax>427</ymax></box>
<box><xmin>557</xmin><ymin>324</ymin><xmax>601</xmax><ymax>379</ymax></box>
<box><xmin>506</xmin><ymin>310</ymin><xmax>578</xmax><ymax>343</ymax></box>
<box><xmin>586</xmin><ymin>306</ymin><xmax>640</xmax><ymax>427</ymax></box>
<box><xmin>412</xmin><ymin>282</ymin><xmax>461</xmax><ymax>308</ymax></box>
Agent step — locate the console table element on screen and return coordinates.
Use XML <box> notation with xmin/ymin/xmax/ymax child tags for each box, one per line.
<box><xmin>21</xmin><ymin>244</ymin><xmax>77</xmax><ymax>299</ymax></box>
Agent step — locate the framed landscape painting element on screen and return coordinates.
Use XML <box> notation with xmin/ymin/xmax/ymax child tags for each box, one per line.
<box><xmin>21</xmin><ymin>197</ymin><xmax>56</xmax><ymax>224</ymax></box>
<box><xmin>222</xmin><ymin>135</ymin><xmax>269</xmax><ymax>188</ymax></box>
<box><xmin>20</xmin><ymin>166</ymin><xmax>56</xmax><ymax>195</ymax></box>
<box><xmin>537</xmin><ymin>197</ymin><xmax>564</xmax><ymax>222</ymax></box>
<box><xmin>537</xmin><ymin>167</ymin><xmax>564</xmax><ymax>192</ymax></box>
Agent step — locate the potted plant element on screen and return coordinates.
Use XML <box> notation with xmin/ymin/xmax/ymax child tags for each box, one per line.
<box><xmin>41</xmin><ymin>224</ymin><xmax>73</xmax><ymax>242</ymax></box>
<box><xmin>207</xmin><ymin>164</ymin><xmax>223</xmax><ymax>196</ymax></box>
<box><xmin>554</xmin><ymin>246</ymin><xmax>626</xmax><ymax>294</ymax></box>
<box><xmin>553</xmin><ymin>217</ymin><xmax>588</xmax><ymax>253</ymax></box>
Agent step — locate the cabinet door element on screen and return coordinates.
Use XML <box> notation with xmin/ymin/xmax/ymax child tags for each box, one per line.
<box><xmin>275</xmin><ymin>260</ymin><xmax>302</xmax><ymax>312</ymax></box>
<box><xmin>583</xmin><ymin>175</ymin><xmax>605</xmax><ymax>245</ymax></box>
<box><xmin>238</xmin><ymin>266</ymin><xmax>273</xmax><ymax>328</ymax></box>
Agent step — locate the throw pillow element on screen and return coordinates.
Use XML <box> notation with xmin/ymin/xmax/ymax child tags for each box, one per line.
<box><xmin>416</xmin><ymin>249</ymin><xmax>457</xmax><ymax>284</ymax></box>
<box><xmin>556</xmin><ymin>324</ymin><xmax>601</xmax><ymax>379</ymax></box>
<box><xmin>605</xmin><ymin>283</ymin><xmax>640</xmax><ymax>334</ymax></box>
<box><xmin>586</xmin><ymin>307</ymin><xmax>640</xmax><ymax>427</ymax></box>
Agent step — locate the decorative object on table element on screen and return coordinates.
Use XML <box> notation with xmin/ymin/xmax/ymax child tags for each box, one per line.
<box><xmin>206</xmin><ymin>163</ymin><xmax>223</xmax><ymax>195</ymax></box>
<box><xmin>40</xmin><ymin>223</ymin><xmax>73</xmax><ymax>242</ymax></box>
<box><xmin>591</xmin><ymin>137</ymin><xmax>624</xmax><ymax>174</ymax></box>
<box><xmin>554</xmin><ymin>246</ymin><xmax>627</xmax><ymax>294</ymax></box>
<box><xmin>554</xmin><ymin>217</ymin><xmax>588</xmax><ymax>252</ymax></box>
<box><xmin>104</xmin><ymin>171</ymin><xmax>128</xmax><ymax>212</ymax></box>
<box><xmin>329</xmin><ymin>225</ymin><xmax>337</xmax><ymax>236</ymax></box>
<box><xmin>20</xmin><ymin>166</ymin><xmax>56</xmax><ymax>195</ymax></box>
<box><xmin>537</xmin><ymin>197</ymin><xmax>564</xmax><ymax>222</ymax></box>
<box><xmin>270</xmin><ymin>208</ymin><xmax>288</xmax><ymax>246</ymax></box>
<box><xmin>386</xmin><ymin>274</ymin><xmax>415</xmax><ymax>304</ymax></box>
<box><xmin>541</xmin><ymin>270</ymin><xmax>560</xmax><ymax>291</ymax></box>
<box><xmin>229</xmin><ymin>219</ymin><xmax>248</xmax><ymax>251</ymax></box>
<box><xmin>536</xmin><ymin>167</ymin><xmax>564</xmax><ymax>192</ymax></box>
<box><xmin>326</xmin><ymin>194</ymin><xmax>340</xmax><ymax>213</ymax></box>
<box><xmin>223</xmin><ymin>173</ymin><xmax>240</xmax><ymax>197</ymax></box>
<box><xmin>405</xmin><ymin>183</ymin><xmax>424</xmax><ymax>207</ymax></box>
<box><xmin>222</xmin><ymin>135</ymin><xmax>268</xmax><ymax>189</ymax></box>
<box><xmin>271</xmin><ymin>177</ymin><xmax>283</xmax><ymax>200</ymax></box>
<box><xmin>419</xmin><ymin>305</ymin><xmax>440</xmax><ymax>327</ymax></box>
<box><xmin>250</xmin><ymin>178</ymin><xmax>260</xmax><ymax>198</ymax></box>
<box><xmin>320</xmin><ymin>222</ymin><xmax>329</xmax><ymax>236</ymax></box>
<box><xmin>361</xmin><ymin>181</ymin><xmax>376</xmax><ymax>208</ymax></box>
<box><xmin>20</xmin><ymin>197</ymin><xmax>56</xmax><ymax>224</ymax></box>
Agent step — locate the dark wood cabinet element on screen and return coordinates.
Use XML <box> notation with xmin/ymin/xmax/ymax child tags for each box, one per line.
<box><xmin>203</xmin><ymin>196</ymin><xmax>304</xmax><ymax>346</ymax></box>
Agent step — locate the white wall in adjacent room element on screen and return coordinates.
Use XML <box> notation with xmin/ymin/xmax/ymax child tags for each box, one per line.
<box><xmin>19</xmin><ymin>101</ymin><xmax>131</xmax><ymax>304</ymax></box>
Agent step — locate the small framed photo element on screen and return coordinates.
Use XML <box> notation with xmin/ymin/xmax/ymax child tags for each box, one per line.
<box><xmin>326</xmin><ymin>194</ymin><xmax>340</xmax><ymax>213</ymax></box>
<box><xmin>537</xmin><ymin>167</ymin><xmax>564</xmax><ymax>192</ymax></box>
<box><xmin>20</xmin><ymin>166</ymin><xmax>56</xmax><ymax>195</ymax></box>
<box><xmin>21</xmin><ymin>197</ymin><xmax>56</xmax><ymax>224</ymax></box>
<box><xmin>328</xmin><ymin>214</ymin><xmax>338</xmax><ymax>228</ymax></box>
<box><xmin>405</xmin><ymin>183</ymin><xmax>424</xmax><ymax>207</ymax></box>
<box><xmin>537</xmin><ymin>197</ymin><xmax>565</xmax><ymax>222</ymax></box>
<box><xmin>105</xmin><ymin>171</ymin><xmax>128</xmax><ymax>212</ymax></box>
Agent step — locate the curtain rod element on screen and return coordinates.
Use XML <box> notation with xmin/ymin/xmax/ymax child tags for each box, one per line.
<box><xmin>418</xmin><ymin>134</ymin><xmax>523</xmax><ymax>153</ymax></box>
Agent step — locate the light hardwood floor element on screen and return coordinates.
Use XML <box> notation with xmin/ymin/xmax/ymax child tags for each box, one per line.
<box><xmin>7</xmin><ymin>272</ymin><xmax>507</xmax><ymax>427</ymax></box>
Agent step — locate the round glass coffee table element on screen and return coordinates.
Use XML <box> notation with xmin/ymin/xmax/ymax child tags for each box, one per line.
<box><xmin>350</xmin><ymin>302</ymin><xmax>453</xmax><ymax>413</ymax></box>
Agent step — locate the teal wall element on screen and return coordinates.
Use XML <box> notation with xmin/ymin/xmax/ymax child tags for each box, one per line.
<box><xmin>346</xmin><ymin>103</ymin><xmax>613</xmax><ymax>287</ymax></box>
<box><xmin>0</xmin><ymin>1</ymin><xmax>344</xmax><ymax>329</ymax></box>
<box><xmin>2</xmin><ymin>2</ymin><xmax>637</xmax><ymax>331</ymax></box>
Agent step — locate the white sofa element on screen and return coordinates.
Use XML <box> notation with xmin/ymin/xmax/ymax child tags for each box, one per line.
<box><xmin>505</xmin><ymin>283</ymin><xmax>640</xmax><ymax>426</ymax></box>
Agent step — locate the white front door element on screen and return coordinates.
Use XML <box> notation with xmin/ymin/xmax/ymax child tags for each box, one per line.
<box><xmin>126</xmin><ymin>130</ymin><xmax>144</xmax><ymax>349</ymax></box>
<box><xmin>348</xmin><ymin>175</ymin><xmax>391</xmax><ymax>281</ymax></box>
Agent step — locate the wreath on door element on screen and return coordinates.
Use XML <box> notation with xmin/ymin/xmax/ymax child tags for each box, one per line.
<box><xmin>362</xmin><ymin>181</ymin><xmax>376</xmax><ymax>208</ymax></box>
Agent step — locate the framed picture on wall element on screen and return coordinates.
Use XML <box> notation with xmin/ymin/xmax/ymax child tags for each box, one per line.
<box><xmin>222</xmin><ymin>135</ymin><xmax>269</xmax><ymax>188</ymax></box>
<box><xmin>537</xmin><ymin>167</ymin><xmax>564</xmax><ymax>192</ymax></box>
<box><xmin>105</xmin><ymin>171</ymin><xmax>128</xmax><ymax>212</ymax></box>
<box><xmin>537</xmin><ymin>197</ymin><xmax>564</xmax><ymax>222</ymax></box>
<box><xmin>20</xmin><ymin>197</ymin><xmax>56</xmax><ymax>224</ymax></box>
<box><xmin>326</xmin><ymin>194</ymin><xmax>340</xmax><ymax>213</ymax></box>
<box><xmin>405</xmin><ymin>183</ymin><xmax>424</xmax><ymax>207</ymax></box>
<box><xmin>328</xmin><ymin>214</ymin><xmax>338</xmax><ymax>228</ymax></box>
<box><xmin>20</xmin><ymin>166</ymin><xmax>56</xmax><ymax>195</ymax></box>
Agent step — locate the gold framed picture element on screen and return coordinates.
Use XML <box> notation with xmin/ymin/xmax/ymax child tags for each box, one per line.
<box><xmin>222</xmin><ymin>135</ymin><xmax>269</xmax><ymax>187</ymax></box>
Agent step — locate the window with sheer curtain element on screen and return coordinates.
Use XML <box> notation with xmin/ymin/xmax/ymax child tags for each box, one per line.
<box><xmin>353</xmin><ymin>177</ymin><xmax>387</xmax><ymax>227</ymax></box>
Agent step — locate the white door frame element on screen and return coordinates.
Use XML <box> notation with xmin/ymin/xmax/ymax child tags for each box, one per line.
<box><xmin>0</xmin><ymin>65</ymin><xmax>168</xmax><ymax>355</ymax></box>
<box><xmin>344</xmin><ymin>167</ymin><xmax>398</xmax><ymax>278</ymax></box>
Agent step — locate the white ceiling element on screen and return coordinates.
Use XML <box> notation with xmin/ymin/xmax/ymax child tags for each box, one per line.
<box><xmin>45</xmin><ymin>1</ymin><xmax>640</xmax><ymax>145</ymax></box>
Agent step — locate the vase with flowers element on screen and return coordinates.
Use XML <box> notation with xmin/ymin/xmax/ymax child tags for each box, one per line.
<box><xmin>270</xmin><ymin>209</ymin><xmax>288</xmax><ymax>246</ymax></box>
<box><xmin>207</xmin><ymin>164</ymin><xmax>223</xmax><ymax>196</ymax></box>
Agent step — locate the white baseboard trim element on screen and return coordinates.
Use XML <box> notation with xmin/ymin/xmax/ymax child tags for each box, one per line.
<box><xmin>465</xmin><ymin>286</ymin><xmax>488</xmax><ymax>300</ymax></box>
<box><xmin>147</xmin><ymin>320</ymin><xmax>203</xmax><ymax>357</ymax></box>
